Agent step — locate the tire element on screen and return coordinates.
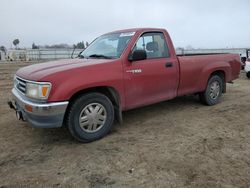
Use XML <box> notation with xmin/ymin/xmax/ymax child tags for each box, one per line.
<box><xmin>66</xmin><ymin>92</ymin><xmax>114</xmax><ymax>142</ymax></box>
<box><xmin>199</xmin><ymin>75</ymin><xmax>223</xmax><ymax>106</ymax></box>
<box><xmin>247</xmin><ymin>72</ymin><xmax>250</xmax><ymax>78</ymax></box>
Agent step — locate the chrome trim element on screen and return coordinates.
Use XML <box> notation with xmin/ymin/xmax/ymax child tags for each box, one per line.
<box><xmin>14</xmin><ymin>76</ymin><xmax>27</xmax><ymax>95</ymax></box>
<box><xmin>12</xmin><ymin>88</ymin><xmax>68</xmax><ymax>116</ymax></box>
<box><xmin>19</xmin><ymin>81</ymin><xmax>26</xmax><ymax>86</ymax></box>
<box><xmin>18</xmin><ymin>84</ymin><xmax>26</xmax><ymax>91</ymax></box>
<box><xmin>15</xmin><ymin>75</ymin><xmax>52</xmax><ymax>85</ymax></box>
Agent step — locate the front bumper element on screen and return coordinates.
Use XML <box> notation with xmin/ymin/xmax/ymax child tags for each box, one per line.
<box><xmin>9</xmin><ymin>88</ymin><xmax>69</xmax><ymax>128</ymax></box>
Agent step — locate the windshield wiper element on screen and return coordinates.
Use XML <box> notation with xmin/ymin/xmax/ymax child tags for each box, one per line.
<box><xmin>88</xmin><ymin>54</ymin><xmax>113</xmax><ymax>59</ymax></box>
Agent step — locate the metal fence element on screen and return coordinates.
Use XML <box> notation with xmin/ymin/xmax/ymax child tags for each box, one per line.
<box><xmin>1</xmin><ymin>48</ymin><xmax>84</xmax><ymax>61</ymax></box>
<box><xmin>0</xmin><ymin>48</ymin><xmax>248</xmax><ymax>62</ymax></box>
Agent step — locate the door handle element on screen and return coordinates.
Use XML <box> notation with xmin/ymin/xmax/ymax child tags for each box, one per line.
<box><xmin>165</xmin><ymin>62</ymin><xmax>173</xmax><ymax>68</ymax></box>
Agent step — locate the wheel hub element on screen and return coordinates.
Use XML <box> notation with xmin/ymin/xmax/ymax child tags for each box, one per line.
<box><xmin>209</xmin><ymin>81</ymin><xmax>220</xmax><ymax>99</ymax></box>
<box><xmin>79</xmin><ymin>103</ymin><xmax>107</xmax><ymax>133</ymax></box>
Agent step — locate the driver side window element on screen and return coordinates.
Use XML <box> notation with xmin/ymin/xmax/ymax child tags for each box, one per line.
<box><xmin>133</xmin><ymin>32</ymin><xmax>170</xmax><ymax>59</ymax></box>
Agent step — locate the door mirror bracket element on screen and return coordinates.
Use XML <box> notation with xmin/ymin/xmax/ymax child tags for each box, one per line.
<box><xmin>128</xmin><ymin>50</ymin><xmax>147</xmax><ymax>62</ymax></box>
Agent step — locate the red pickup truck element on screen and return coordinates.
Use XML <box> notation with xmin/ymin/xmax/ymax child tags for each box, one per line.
<box><xmin>8</xmin><ymin>28</ymin><xmax>241</xmax><ymax>142</ymax></box>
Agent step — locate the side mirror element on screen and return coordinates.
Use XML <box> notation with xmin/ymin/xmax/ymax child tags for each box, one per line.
<box><xmin>128</xmin><ymin>50</ymin><xmax>147</xmax><ymax>62</ymax></box>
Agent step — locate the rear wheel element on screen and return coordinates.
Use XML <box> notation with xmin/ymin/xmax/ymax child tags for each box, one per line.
<box><xmin>247</xmin><ymin>72</ymin><xmax>250</xmax><ymax>78</ymax></box>
<box><xmin>66</xmin><ymin>93</ymin><xmax>114</xmax><ymax>142</ymax></box>
<box><xmin>199</xmin><ymin>75</ymin><xmax>223</xmax><ymax>106</ymax></box>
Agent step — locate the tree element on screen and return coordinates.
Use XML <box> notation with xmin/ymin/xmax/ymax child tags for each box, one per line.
<box><xmin>0</xmin><ymin>46</ymin><xmax>7</xmax><ymax>55</ymax></box>
<box><xmin>32</xmin><ymin>42</ymin><xmax>39</xmax><ymax>49</ymax></box>
<box><xmin>13</xmin><ymin>39</ymin><xmax>20</xmax><ymax>49</ymax></box>
<box><xmin>185</xmin><ymin>45</ymin><xmax>194</xmax><ymax>50</ymax></box>
<box><xmin>74</xmin><ymin>41</ymin><xmax>85</xmax><ymax>49</ymax></box>
<box><xmin>43</xmin><ymin>43</ymin><xmax>71</xmax><ymax>49</ymax></box>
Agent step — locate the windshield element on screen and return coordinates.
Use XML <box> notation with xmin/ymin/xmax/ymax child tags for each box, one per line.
<box><xmin>80</xmin><ymin>32</ymin><xmax>135</xmax><ymax>59</ymax></box>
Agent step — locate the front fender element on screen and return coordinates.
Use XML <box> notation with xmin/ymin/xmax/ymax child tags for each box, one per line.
<box><xmin>46</xmin><ymin>63</ymin><xmax>125</xmax><ymax>107</ymax></box>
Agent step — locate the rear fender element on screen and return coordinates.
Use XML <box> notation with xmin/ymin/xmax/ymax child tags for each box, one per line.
<box><xmin>198</xmin><ymin>62</ymin><xmax>230</xmax><ymax>92</ymax></box>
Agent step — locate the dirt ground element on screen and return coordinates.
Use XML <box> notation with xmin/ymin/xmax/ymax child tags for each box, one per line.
<box><xmin>0</xmin><ymin>61</ymin><xmax>250</xmax><ymax>188</ymax></box>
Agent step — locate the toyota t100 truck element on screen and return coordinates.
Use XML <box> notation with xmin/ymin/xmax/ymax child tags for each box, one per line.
<box><xmin>8</xmin><ymin>28</ymin><xmax>241</xmax><ymax>142</ymax></box>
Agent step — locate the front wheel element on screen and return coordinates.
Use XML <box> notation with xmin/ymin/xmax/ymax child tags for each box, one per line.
<box><xmin>66</xmin><ymin>93</ymin><xmax>114</xmax><ymax>142</ymax></box>
<box><xmin>199</xmin><ymin>75</ymin><xmax>223</xmax><ymax>106</ymax></box>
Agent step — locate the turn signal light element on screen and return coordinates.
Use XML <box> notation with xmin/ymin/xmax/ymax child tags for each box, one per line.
<box><xmin>42</xmin><ymin>86</ymin><xmax>49</xmax><ymax>97</ymax></box>
<box><xmin>25</xmin><ymin>105</ymin><xmax>33</xmax><ymax>112</ymax></box>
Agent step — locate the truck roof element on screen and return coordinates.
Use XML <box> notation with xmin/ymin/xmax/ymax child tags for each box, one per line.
<box><xmin>105</xmin><ymin>28</ymin><xmax>167</xmax><ymax>35</ymax></box>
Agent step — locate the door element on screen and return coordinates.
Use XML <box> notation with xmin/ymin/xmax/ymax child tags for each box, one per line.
<box><xmin>124</xmin><ymin>32</ymin><xmax>179</xmax><ymax>109</ymax></box>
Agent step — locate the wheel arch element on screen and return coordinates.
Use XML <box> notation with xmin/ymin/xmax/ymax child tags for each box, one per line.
<box><xmin>65</xmin><ymin>86</ymin><xmax>123</xmax><ymax>124</ymax></box>
<box><xmin>200</xmin><ymin>69</ymin><xmax>227</xmax><ymax>94</ymax></box>
<box><xmin>209</xmin><ymin>70</ymin><xmax>226</xmax><ymax>93</ymax></box>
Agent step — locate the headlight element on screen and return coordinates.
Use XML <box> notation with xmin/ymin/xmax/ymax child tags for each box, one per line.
<box><xmin>26</xmin><ymin>82</ymin><xmax>51</xmax><ymax>100</ymax></box>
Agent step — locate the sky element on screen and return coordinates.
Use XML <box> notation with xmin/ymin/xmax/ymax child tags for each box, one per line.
<box><xmin>0</xmin><ymin>0</ymin><xmax>250</xmax><ymax>49</ymax></box>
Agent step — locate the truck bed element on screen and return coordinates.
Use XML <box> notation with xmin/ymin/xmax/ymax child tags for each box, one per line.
<box><xmin>177</xmin><ymin>53</ymin><xmax>229</xmax><ymax>56</ymax></box>
<box><xmin>177</xmin><ymin>53</ymin><xmax>241</xmax><ymax>96</ymax></box>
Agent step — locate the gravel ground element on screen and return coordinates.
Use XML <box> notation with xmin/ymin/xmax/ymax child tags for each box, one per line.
<box><xmin>0</xmin><ymin>61</ymin><xmax>250</xmax><ymax>188</ymax></box>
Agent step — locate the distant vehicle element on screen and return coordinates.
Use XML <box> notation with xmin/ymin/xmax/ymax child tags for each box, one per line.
<box><xmin>241</xmin><ymin>49</ymin><xmax>250</xmax><ymax>68</ymax></box>
<box><xmin>245</xmin><ymin>49</ymin><xmax>250</xmax><ymax>78</ymax></box>
<box><xmin>8</xmin><ymin>28</ymin><xmax>241</xmax><ymax>142</ymax></box>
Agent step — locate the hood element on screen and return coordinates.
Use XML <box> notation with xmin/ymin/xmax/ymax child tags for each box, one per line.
<box><xmin>16</xmin><ymin>58</ymin><xmax>114</xmax><ymax>81</ymax></box>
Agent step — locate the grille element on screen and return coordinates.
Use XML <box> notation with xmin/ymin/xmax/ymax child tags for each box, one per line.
<box><xmin>15</xmin><ymin>77</ymin><xmax>27</xmax><ymax>95</ymax></box>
